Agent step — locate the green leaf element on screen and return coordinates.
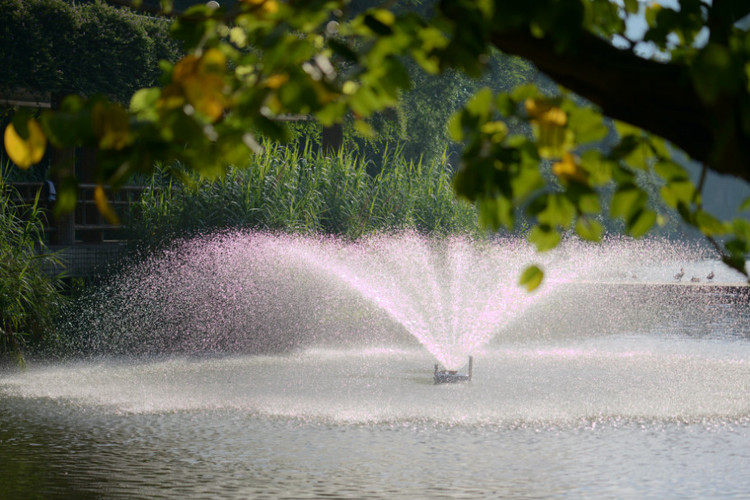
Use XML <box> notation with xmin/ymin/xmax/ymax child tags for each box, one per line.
<box><xmin>567</xmin><ymin>106</ymin><xmax>608</xmax><ymax>144</ymax></box>
<box><xmin>695</xmin><ymin>210</ymin><xmax>728</xmax><ymax>236</ymax></box>
<box><xmin>328</xmin><ymin>38</ymin><xmax>358</xmax><ymax>62</ymax></box>
<box><xmin>447</xmin><ymin>111</ymin><xmax>465</xmax><ymax>142</ymax></box>
<box><xmin>363</xmin><ymin>13</ymin><xmax>394</xmax><ymax>35</ymax></box>
<box><xmin>519</xmin><ymin>264</ymin><xmax>544</xmax><ymax>292</ymax></box>
<box><xmin>537</xmin><ymin>193</ymin><xmax>576</xmax><ymax>229</ymax></box>
<box><xmin>610</xmin><ymin>184</ymin><xmax>645</xmax><ymax>218</ymax></box>
<box><xmin>623</xmin><ymin>0</ymin><xmax>639</xmax><ymax>14</ymax></box>
<box><xmin>624</xmin><ymin>141</ymin><xmax>652</xmax><ymax>170</ymax></box>
<box><xmin>579</xmin><ymin>150</ymin><xmax>613</xmax><ymax>186</ymax></box>
<box><xmin>654</xmin><ymin>160</ymin><xmax>688</xmax><ymax>181</ymax></box>
<box><xmin>528</xmin><ymin>225</ymin><xmax>561</xmax><ymax>251</ymax></box>
<box><xmin>722</xmin><ymin>254</ymin><xmax>748</xmax><ymax>276</ymax></box>
<box><xmin>614</xmin><ymin>120</ymin><xmax>642</xmax><ymax>139</ymax></box>
<box><xmin>660</xmin><ymin>181</ymin><xmax>694</xmax><ymax>208</ymax></box>
<box><xmin>495</xmin><ymin>93</ymin><xmax>515</xmax><ymax>117</ymax></box>
<box><xmin>477</xmin><ymin>196</ymin><xmax>514</xmax><ymax>230</ymax></box>
<box><xmin>725</xmin><ymin>238</ymin><xmax>750</xmax><ymax>256</ymax></box>
<box><xmin>511</xmin><ymin>166</ymin><xmax>544</xmax><ymax>201</ymax></box>
<box><xmin>648</xmin><ymin>136</ymin><xmax>671</xmax><ymax>159</ymax></box>
<box><xmin>731</xmin><ymin>219</ymin><xmax>750</xmax><ymax>241</ymax></box>
<box><xmin>130</xmin><ymin>88</ymin><xmax>161</xmax><ymax>119</ymax></box>
<box><xmin>354</xmin><ymin>120</ymin><xmax>376</xmax><ymax>138</ymax></box>
<box><xmin>54</xmin><ymin>177</ymin><xmax>79</xmax><ymax>215</ymax></box>
<box><xmin>10</xmin><ymin>108</ymin><xmax>33</xmax><ymax>139</ymax></box>
<box><xmin>510</xmin><ymin>83</ymin><xmax>539</xmax><ymax>102</ymax></box>
<box><xmin>465</xmin><ymin>87</ymin><xmax>493</xmax><ymax>119</ymax></box>
<box><xmin>575</xmin><ymin>189</ymin><xmax>601</xmax><ymax>214</ymax></box>
<box><xmin>627</xmin><ymin>208</ymin><xmax>656</xmax><ymax>237</ymax></box>
<box><xmin>576</xmin><ymin>217</ymin><xmax>604</xmax><ymax>241</ymax></box>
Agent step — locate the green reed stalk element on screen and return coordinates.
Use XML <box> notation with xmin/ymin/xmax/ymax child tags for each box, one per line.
<box><xmin>126</xmin><ymin>143</ymin><xmax>480</xmax><ymax>249</ymax></box>
<box><xmin>0</xmin><ymin>164</ymin><xmax>65</xmax><ymax>365</ymax></box>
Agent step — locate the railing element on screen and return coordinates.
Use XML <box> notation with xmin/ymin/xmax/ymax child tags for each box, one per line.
<box><xmin>7</xmin><ymin>182</ymin><xmax>150</xmax><ymax>244</ymax></box>
<box><xmin>6</xmin><ymin>181</ymin><xmax>157</xmax><ymax>278</ymax></box>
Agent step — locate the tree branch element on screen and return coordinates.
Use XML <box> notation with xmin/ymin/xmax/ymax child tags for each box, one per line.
<box><xmin>489</xmin><ymin>28</ymin><xmax>750</xmax><ymax>182</ymax></box>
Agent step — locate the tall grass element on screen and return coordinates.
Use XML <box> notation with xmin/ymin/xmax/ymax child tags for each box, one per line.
<box><xmin>127</xmin><ymin>144</ymin><xmax>481</xmax><ymax>248</ymax></box>
<box><xmin>0</xmin><ymin>164</ymin><xmax>65</xmax><ymax>365</ymax></box>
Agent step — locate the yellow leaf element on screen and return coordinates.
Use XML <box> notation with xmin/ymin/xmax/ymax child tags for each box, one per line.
<box><xmin>552</xmin><ymin>152</ymin><xmax>588</xmax><ymax>184</ymax></box>
<box><xmin>525</xmin><ymin>99</ymin><xmax>567</xmax><ymax>126</ymax></box>
<box><xmin>182</xmin><ymin>75</ymin><xmax>226</xmax><ymax>120</ymax></box>
<box><xmin>262</xmin><ymin>0</ymin><xmax>278</xmax><ymax>14</ymax></box>
<box><xmin>173</xmin><ymin>54</ymin><xmax>201</xmax><ymax>84</ymax></box>
<box><xmin>265</xmin><ymin>73</ymin><xmax>289</xmax><ymax>89</ymax></box>
<box><xmin>92</xmin><ymin>101</ymin><xmax>133</xmax><ymax>150</ymax></box>
<box><xmin>169</xmin><ymin>50</ymin><xmax>228</xmax><ymax>121</ymax></box>
<box><xmin>240</xmin><ymin>0</ymin><xmax>277</xmax><ymax>15</ymax></box>
<box><xmin>94</xmin><ymin>185</ymin><xmax>120</xmax><ymax>225</ymax></box>
<box><xmin>525</xmin><ymin>99</ymin><xmax>572</xmax><ymax>158</ymax></box>
<box><xmin>4</xmin><ymin>119</ymin><xmax>47</xmax><ymax>169</ymax></box>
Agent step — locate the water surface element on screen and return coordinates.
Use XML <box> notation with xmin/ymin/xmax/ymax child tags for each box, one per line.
<box><xmin>3</xmin><ymin>335</ymin><xmax>750</xmax><ymax>499</ymax></box>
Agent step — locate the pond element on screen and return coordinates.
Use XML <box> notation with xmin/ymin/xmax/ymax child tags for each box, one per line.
<box><xmin>2</xmin><ymin>333</ymin><xmax>750</xmax><ymax>499</ymax></box>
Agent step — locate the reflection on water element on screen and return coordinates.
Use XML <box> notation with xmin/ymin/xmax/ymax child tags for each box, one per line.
<box><xmin>3</xmin><ymin>331</ymin><xmax>750</xmax><ymax>499</ymax></box>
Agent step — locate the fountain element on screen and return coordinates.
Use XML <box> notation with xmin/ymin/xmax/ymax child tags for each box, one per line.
<box><xmin>65</xmin><ymin>231</ymin><xmax>667</xmax><ymax>365</ymax></box>
<box><xmin>3</xmin><ymin>231</ymin><xmax>750</xmax><ymax>499</ymax></box>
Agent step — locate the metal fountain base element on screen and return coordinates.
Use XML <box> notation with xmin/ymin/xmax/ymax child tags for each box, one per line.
<box><xmin>434</xmin><ymin>356</ymin><xmax>473</xmax><ymax>384</ymax></box>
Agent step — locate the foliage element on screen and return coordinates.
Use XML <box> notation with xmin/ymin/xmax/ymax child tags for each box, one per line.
<box><xmin>4</xmin><ymin>0</ymin><xmax>750</xmax><ymax>289</ymax></box>
<box><xmin>0</xmin><ymin>0</ymin><xmax>181</xmax><ymax>103</ymax></box>
<box><xmin>0</xmin><ymin>165</ymin><xmax>65</xmax><ymax>365</ymax></box>
<box><xmin>127</xmin><ymin>143</ymin><xmax>480</xmax><ymax>248</ymax></box>
<box><xmin>398</xmin><ymin>51</ymin><xmax>536</xmax><ymax>164</ymax></box>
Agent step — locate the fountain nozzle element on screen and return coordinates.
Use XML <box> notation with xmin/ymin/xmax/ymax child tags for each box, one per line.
<box><xmin>434</xmin><ymin>356</ymin><xmax>473</xmax><ymax>384</ymax></box>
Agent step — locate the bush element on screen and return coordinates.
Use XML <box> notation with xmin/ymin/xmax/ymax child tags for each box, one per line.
<box><xmin>0</xmin><ymin>0</ymin><xmax>181</xmax><ymax>103</ymax></box>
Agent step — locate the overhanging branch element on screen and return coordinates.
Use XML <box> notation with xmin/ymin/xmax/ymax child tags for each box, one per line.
<box><xmin>489</xmin><ymin>28</ymin><xmax>750</xmax><ymax>182</ymax></box>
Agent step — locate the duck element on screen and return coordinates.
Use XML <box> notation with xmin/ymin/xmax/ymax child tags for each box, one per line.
<box><xmin>674</xmin><ymin>268</ymin><xmax>684</xmax><ymax>281</ymax></box>
<box><xmin>690</xmin><ymin>276</ymin><xmax>700</xmax><ymax>283</ymax></box>
<box><xmin>707</xmin><ymin>271</ymin><xmax>715</xmax><ymax>280</ymax></box>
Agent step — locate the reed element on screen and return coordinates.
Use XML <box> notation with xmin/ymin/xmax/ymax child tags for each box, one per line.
<box><xmin>127</xmin><ymin>143</ymin><xmax>480</xmax><ymax>249</ymax></box>
<box><xmin>0</xmin><ymin>164</ymin><xmax>65</xmax><ymax>365</ymax></box>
